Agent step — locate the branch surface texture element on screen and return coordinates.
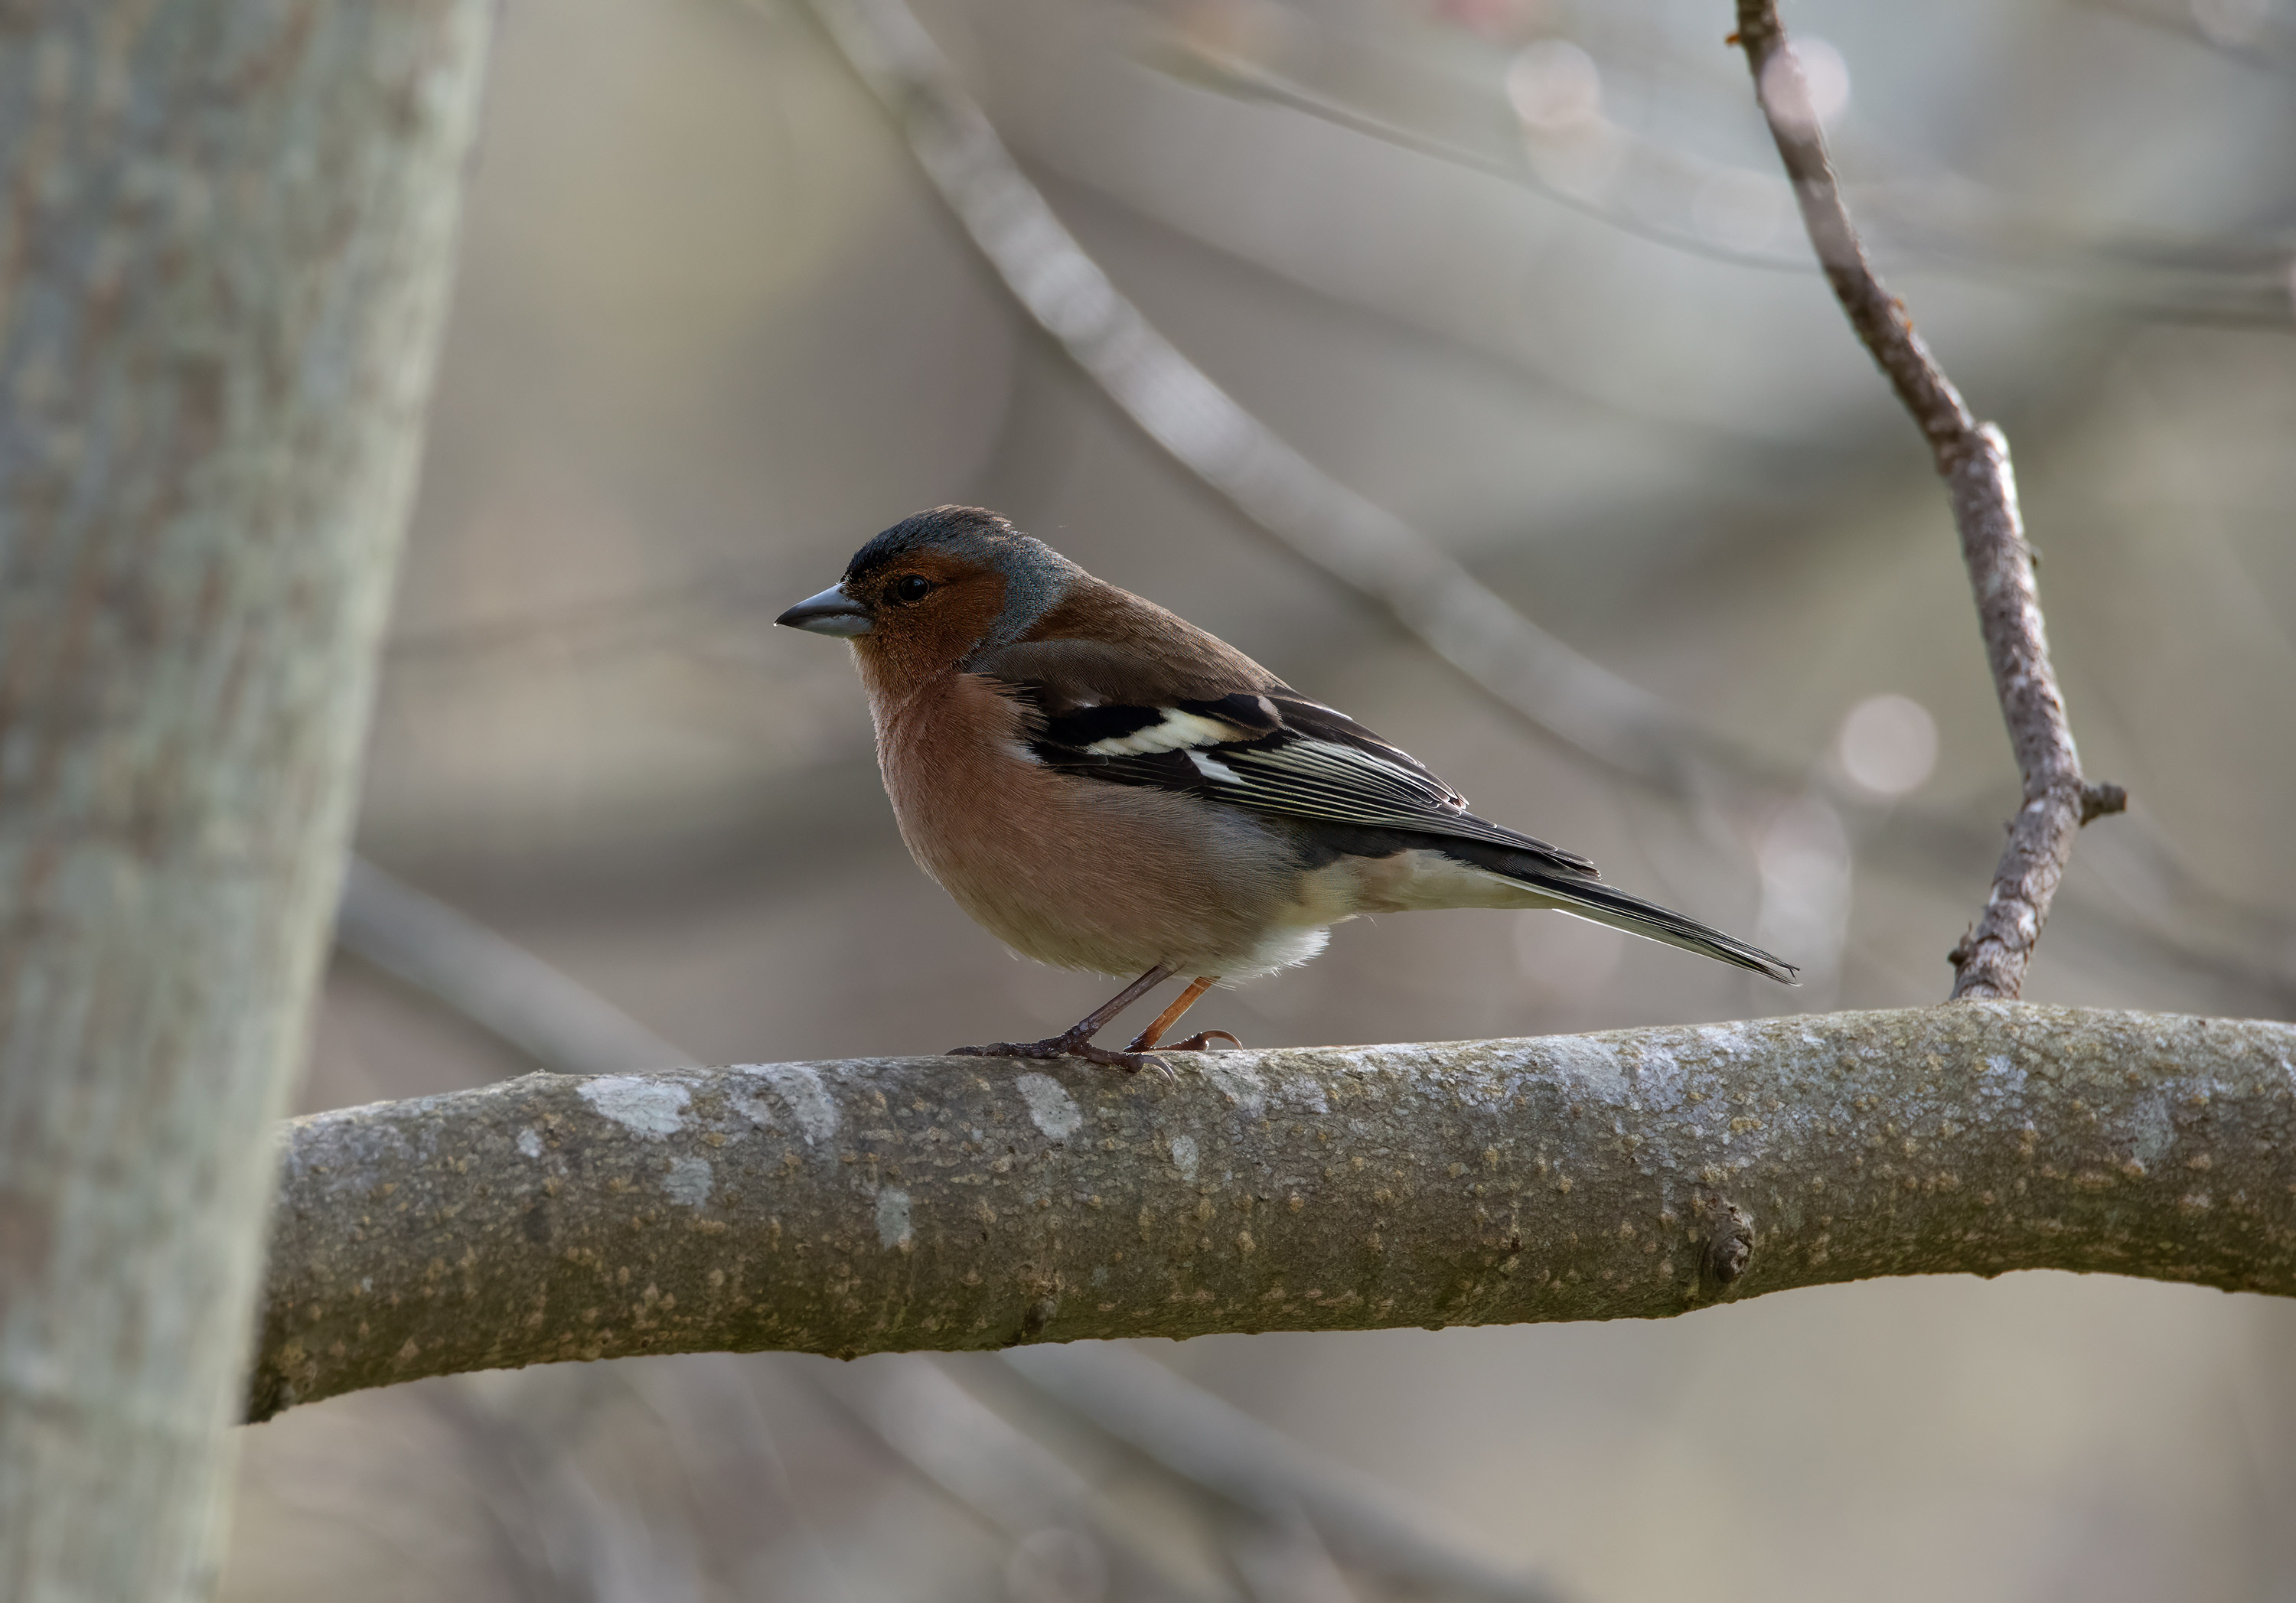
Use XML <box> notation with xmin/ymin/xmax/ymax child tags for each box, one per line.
<box><xmin>1732</xmin><ymin>2</ymin><xmax>2125</xmax><ymax>1000</ymax></box>
<box><xmin>254</xmin><ymin>1005</ymin><xmax>2296</xmax><ymax>1420</ymax></box>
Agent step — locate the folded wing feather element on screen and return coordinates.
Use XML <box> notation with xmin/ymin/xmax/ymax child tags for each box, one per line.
<box><xmin>969</xmin><ymin>648</ymin><xmax>1597</xmax><ymax>877</ymax></box>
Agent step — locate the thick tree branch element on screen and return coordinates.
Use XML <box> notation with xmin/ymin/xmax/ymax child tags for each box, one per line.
<box><xmin>1731</xmin><ymin>4</ymin><xmax>2128</xmax><ymax>1001</ymax></box>
<box><xmin>254</xmin><ymin>1005</ymin><xmax>2296</xmax><ymax>1420</ymax></box>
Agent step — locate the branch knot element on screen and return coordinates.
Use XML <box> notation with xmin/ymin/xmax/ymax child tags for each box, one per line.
<box><xmin>1698</xmin><ymin>1201</ymin><xmax>1756</xmax><ymax>1298</ymax></box>
<box><xmin>2079</xmin><ymin>782</ymin><xmax>2128</xmax><ymax>826</ymax></box>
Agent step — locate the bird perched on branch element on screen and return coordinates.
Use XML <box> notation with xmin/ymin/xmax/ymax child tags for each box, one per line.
<box><xmin>779</xmin><ymin>507</ymin><xmax>1795</xmax><ymax>1069</ymax></box>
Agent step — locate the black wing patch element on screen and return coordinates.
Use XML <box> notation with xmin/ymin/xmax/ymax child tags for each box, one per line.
<box><xmin>1002</xmin><ymin>679</ymin><xmax>1597</xmax><ymax>875</ymax></box>
<box><xmin>1035</xmin><ymin>692</ymin><xmax>1280</xmax><ymax>754</ymax></box>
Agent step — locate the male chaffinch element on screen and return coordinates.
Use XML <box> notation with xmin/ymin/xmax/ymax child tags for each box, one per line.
<box><xmin>779</xmin><ymin>507</ymin><xmax>1795</xmax><ymax>1069</ymax></box>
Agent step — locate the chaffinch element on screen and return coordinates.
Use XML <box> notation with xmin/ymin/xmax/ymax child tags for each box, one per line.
<box><xmin>779</xmin><ymin>507</ymin><xmax>1795</xmax><ymax>1069</ymax></box>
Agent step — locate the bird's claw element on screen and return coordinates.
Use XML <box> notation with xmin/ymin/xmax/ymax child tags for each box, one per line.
<box><xmin>1122</xmin><ymin>1027</ymin><xmax>1243</xmax><ymax>1054</ymax></box>
<box><xmin>947</xmin><ymin>1035</ymin><xmax>1163</xmax><ymax>1074</ymax></box>
<box><xmin>1164</xmin><ymin>1029</ymin><xmax>1242</xmax><ymax>1052</ymax></box>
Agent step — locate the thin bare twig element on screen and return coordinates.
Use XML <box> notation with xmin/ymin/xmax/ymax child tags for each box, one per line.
<box><xmin>1730</xmin><ymin>2</ymin><xmax>2127</xmax><ymax>1002</ymax></box>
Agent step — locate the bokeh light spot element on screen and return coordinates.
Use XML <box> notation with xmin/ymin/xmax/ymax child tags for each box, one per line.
<box><xmin>1506</xmin><ymin>40</ymin><xmax>1602</xmax><ymax>131</ymax></box>
<box><xmin>1837</xmin><ymin>693</ymin><xmax>1939</xmax><ymax>797</ymax></box>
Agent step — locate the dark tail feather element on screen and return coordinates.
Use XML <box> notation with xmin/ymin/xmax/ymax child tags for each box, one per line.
<box><xmin>1501</xmin><ymin>864</ymin><xmax>1799</xmax><ymax>985</ymax></box>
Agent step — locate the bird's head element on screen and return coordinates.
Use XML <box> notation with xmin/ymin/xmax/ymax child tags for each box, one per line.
<box><xmin>775</xmin><ymin>506</ymin><xmax>1080</xmax><ymax>692</ymax></box>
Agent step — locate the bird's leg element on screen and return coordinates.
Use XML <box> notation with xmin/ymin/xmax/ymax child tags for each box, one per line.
<box><xmin>1124</xmin><ymin>976</ymin><xmax>1240</xmax><ymax>1054</ymax></box>
<box><xmin>948</xmin><ymin>965</ymin><xmax>1176</xmax><ymax>1071</ymax></box>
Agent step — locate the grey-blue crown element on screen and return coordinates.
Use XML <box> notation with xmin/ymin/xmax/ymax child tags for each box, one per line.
<box><xmin>845</xmin><ymin>507</ymin><xmax>1076</xmax><ymax>653</ymax></box>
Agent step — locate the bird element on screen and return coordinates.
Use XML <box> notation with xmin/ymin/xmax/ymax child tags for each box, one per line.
<box><xmin>778</xmin><ymin>507</ymin><xmax>1795</xmax><ymax>1070</ymax></box>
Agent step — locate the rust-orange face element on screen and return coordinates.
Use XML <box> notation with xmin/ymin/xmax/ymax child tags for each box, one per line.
<box><xmin>777</xmin><ymin>506</ymin><xmax>1081</xmax><ymax>689</ymax></box>
<box><xmin>775</xmin><ymin>547</ymin><xmax>987</xmax><ymax>642</ymax></box>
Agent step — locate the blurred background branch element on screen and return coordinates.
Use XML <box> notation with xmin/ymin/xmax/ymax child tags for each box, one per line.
<box><xmin>998</xmin><ymin>1343</ymin><xmax>1560</xmax><ymax>1602</ymax></box>
<box><xmin>1146</xmin><ymin>17</ymin><xmax>2296</xmax><ymax>325</ymax></box>
<box><xmin>338</xmin><ymin>858</ymin><xmax>694</xmax><ymax>1077</ymax></box>
<box><xmin>791</xmin><ymin>0</ymin><xmax>1711</xmax><ymax>794</ymax></box>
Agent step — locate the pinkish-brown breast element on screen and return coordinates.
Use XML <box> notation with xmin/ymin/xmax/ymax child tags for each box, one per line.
<box><xmin>866</xmin><ymin>670</ymin><xmax>1307</xmax><ymax>977</ymax></box>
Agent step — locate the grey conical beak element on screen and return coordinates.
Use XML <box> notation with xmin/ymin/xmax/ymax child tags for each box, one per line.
<box><xmin>775</xmin><ymin>585</ymin><xmax>872</xmax><ymax>637</ymax></box>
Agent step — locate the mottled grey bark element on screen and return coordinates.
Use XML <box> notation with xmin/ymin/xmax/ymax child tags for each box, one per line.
<box><xmin>253</xmin><ymin>1005</ymin><xmax>2296</xmax><ymax>1420</ymax></box>
<box><xmin>0</xmin><ymin>7</ymin><xmax>494</xmax><ymax>1600</ymax></box>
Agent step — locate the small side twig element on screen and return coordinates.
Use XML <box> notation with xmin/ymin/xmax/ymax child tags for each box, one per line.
<box><xmin>1731</xmin><ymin>2</ymin><xmax>2127</xmax><ymax>1002</ymax></box>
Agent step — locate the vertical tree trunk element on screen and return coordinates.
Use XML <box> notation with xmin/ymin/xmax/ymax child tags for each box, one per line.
<box><xmin>0</xmin><ymin>6</ymin><xmax>493</xmax><ymax>1598</ymax></box>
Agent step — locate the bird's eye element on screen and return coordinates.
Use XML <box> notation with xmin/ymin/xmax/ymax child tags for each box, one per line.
<box><xmin>891</xmin><ymin>575</ymin><xmax>933</xmax><ymax>603</ymax></box>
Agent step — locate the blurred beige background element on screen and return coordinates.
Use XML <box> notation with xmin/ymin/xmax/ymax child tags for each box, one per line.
<box><xmin>224</xmin><ymin>0</ymin><xmax>2296</xmax><ymax>1598</ymax></box>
